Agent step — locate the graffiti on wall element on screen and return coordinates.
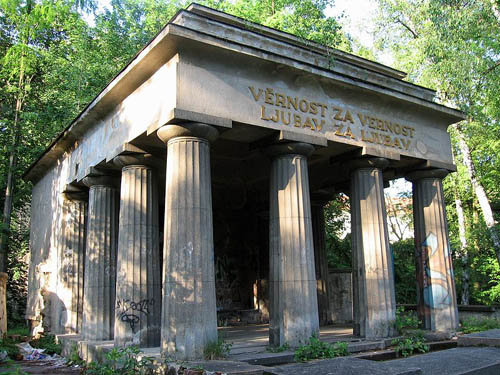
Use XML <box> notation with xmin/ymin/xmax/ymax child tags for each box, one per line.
<box><xmin>416</xmin><ymin>232</ymin><xmax>453</xmax><ymax>311</ymax></box>
<box><xmin>116</xmin><ymin>298</ymin><xmax>154</xmax><ymax>333</ymax></box>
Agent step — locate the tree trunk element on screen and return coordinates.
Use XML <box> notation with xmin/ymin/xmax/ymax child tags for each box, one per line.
<box><xmin>456</xmin><ymin>126</ymin><xmax>500</xmax><ymax>265</ymax></box>
<box><xmin>455</xmin><ymin>183</ymin><xmax>469</xmax><ymax>305</ymax></box>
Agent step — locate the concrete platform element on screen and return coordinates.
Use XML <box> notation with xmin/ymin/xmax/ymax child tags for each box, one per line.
<box><xmin>458</xmin><ymin>329</ymin><xmax>500</xmax><ymax>347</ymax></box>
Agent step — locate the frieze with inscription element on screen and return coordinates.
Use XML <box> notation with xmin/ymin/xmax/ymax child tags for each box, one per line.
<box><xmin>249</xmin><ymin>86</ymin><xmax>417</xmax><ymax>152</ymax></box>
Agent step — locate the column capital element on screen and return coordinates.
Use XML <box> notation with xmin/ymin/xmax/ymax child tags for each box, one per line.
<box><xmin>344</xmin><ymin>157</ymin><xmax>389</xmax><ymax>171</ymax></box>
<box><xmin>157</xmin><ymin>122</ymin><xmax>218</xmax><ymax>144</ymax></box>
<box><xmin>113</xmin><ymin>152</ymin><xmax>155</xmax><ymax>169</ymax></box>
<box><xmin>263</xmin><ymin>141</ymin><xmax>315</xmax><ymax>159</ymax></box>
<box><xmin>82</xmin><ymin>168</ymin><xmax>119</xmax><ymax>188</ymax></box>
<box><xmin>406</xmin><ymin>168</ymin><xmax>449</xmax><ymax>182</ymax></box>
<box><xmin>63</xmin><ymin>184</ymin><xmax>88</xmax><ymax>201</ymax></box>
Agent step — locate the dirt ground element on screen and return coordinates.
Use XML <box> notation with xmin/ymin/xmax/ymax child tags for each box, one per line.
<box><xmin>0</xmin><ymin>360</ymin><xmax>82</xmax><ymax>374</ymax></box>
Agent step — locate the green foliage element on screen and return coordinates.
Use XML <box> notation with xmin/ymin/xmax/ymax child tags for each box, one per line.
<box><xmin>460</xmin><ymin>317</ymin><xmax>500</xmax><ymax>334</ymax></box>
<box><xmin>84</xmin><ymin>346</ymin><xmax>154</xmax><ymax>375</ymax></box>
<box><xmin>294</xmin><ymin>336</ymin><xmax>348</xmax><ymax>362</ymax></box>
<box><xmin>392</xmin><ymin>240</ymin><xmax>417</xmax><ymax>304</ymax></box>
<box><xmin>324</xmin><ymin>195</ymin><xmax>352</xmax><ymax>269</ymax></box>
<box><xmin>266</xmin><ymin>343</ymin><xmax>290</xmax><ymax>353</ymax></box>
<box><xmin>395</xmin><ymin>306</ymin><xmax>420</xmax><ymax>334</ymax></box>
<box><xmin>30</xmin><ymin>334</ymin><xmax>61</xmax><ymax>355</ymax></box>
<box><xmin>391</xmin><ymin>330</ymin><xmax>429</xmax><ymax>358</ymax></box>
<box><xmin>203</xmin><ymin>336</ymin><xmax>232</xmax><ymax>360</ymax></box>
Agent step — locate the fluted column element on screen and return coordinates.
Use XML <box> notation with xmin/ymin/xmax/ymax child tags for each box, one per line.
<box><xmin>157</xmin><ymin>123</ymin><xmax>218</xmax><ymax>360</ymax></box>
<box><xmin>311</xmin><ymin>201</ymin><xmax>330</xmax><ymax>326</ymax></box>
<box><xmin>113</xmin><ymin>154</ymin><xmax>161</xmax><ymax>347</ymax></box>
<box><xmin>58</xmin><ymin>192</ymin><xmax>87</xmax><ymax>334</ymax></box>
<box><xmin>348</xmin><ymin>157</ymin><xmax>396</xmax><ymax>339</ymax></box>
<box><xmin>407</xmin><ymin>168</ymin><xmax>458</xmax><ymax>333</ymax></box>
<box><xmin>81</xmin><ymin>174</ymin><xmax>119</xmax><ymax>341</ymax></box>
<box><xmin>267</xmin><ymin>142</ymin><xmax>319</xmax><ymax>347</ymax></box>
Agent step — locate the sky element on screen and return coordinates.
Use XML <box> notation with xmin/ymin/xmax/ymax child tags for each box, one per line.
<box><xmin>327</xmin><ymin>0</ymin><xmax>380</xmax><ymax>47</ymax></box>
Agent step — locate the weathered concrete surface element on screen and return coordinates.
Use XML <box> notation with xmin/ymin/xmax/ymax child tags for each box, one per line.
<box><xmin>81</xmin><ymin>176</ymin><xmax>118</xmax><ymax>341</ymax></box>
<box><xmin>328</xmin><ymin>271</ymin><xmax>353</xmax><ymax>324</ymax></box>
<box><xmin>158</xmin><ymin>123</ymin><xmax>218</xmax><ymax>360</ymax></box>
<box><xmin>407</xmin><ymin>169</ymin><xmax>458</xmax><ymax>332</ymax></box>
<box><xmin>265</xmin><ymin>357</ymin><xmax>421</xmax><ymax>375</ymax></box>
<box><xmin>54</xmin><ymin>196</ymin><xmax>86</xmax><ymax>334</ymax></box>
<box><xmin>268</xmin><ymin>142</ymin><xmax>319</xmax><ymax>347</ymax></box>
<box><xmin>349</xmin><ymin>158</ymin><xmax>396</xmax><ymax>338</ymax></box>
<box><xmin>311</xmin><ymin>203</ymin><xmax>330</xmax><ymax>326</ymax></box>
<box><xmin>387</xmin><ymin>347</ymin><xmax>500</xmax><ymax>375</ymax></box>
<box><xmin>113</xmin><ymin>157</ymin><xmax>161</xmax><ymax>347</ymax></box>
<box><xmin>458</xmin><ymin>329</ymin><xmax>500</xmax><ymax>347</ymax></box>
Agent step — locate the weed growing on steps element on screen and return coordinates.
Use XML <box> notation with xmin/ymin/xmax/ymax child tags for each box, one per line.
<box><xmin>84</xmin><ymin>346</ymin><xmax>155</xmax><ymax>375</ymax></box>
<box><xmin>391</xmin><ymin>330</ymin><xmax>429</xmax><ymax>358</ymax></box>
<box><xmin>266</xmin><ymin>343</ymin><xmax>290</xmax><ymax>353</ymax></box>
<box><xmin>203</xmin><ymin>337</ymin><xmax>232</xmax><ymax>360</ymax></box>
<box><xmin>294</xmin><ymin>335</ymin><xmax>348</xmax><ymax>362</ymax></box>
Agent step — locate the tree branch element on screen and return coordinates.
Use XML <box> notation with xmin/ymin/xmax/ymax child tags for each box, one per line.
<box><xmin>395</xmin><ymin>18</ymin><xmax>418</xmax><ymax>39</ymax></box>
<box><xmin>482</xmin><ymin>60</ymin><xmax>500</xmax><ymax>76</ymax></box>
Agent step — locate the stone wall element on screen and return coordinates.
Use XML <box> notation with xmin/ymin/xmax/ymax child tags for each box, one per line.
<box><xmin>328</xmin><ymin>270</ymin><xmax>353</xmax><ymax>324</ymax></box>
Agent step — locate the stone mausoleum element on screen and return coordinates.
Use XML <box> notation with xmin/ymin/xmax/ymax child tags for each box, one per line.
<box><xmin>25</xmin><ymin>4</ymin><xmax>463</xmax><ymax>360</ymax></box>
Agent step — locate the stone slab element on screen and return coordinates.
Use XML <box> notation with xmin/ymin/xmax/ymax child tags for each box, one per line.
<box><xmin>458</xmin><ymin>329</ymin><xmax>500</xmax><ymax>347</ymax></box>
<box><xmin>264</xmin><ymin>357</ymin><xmax>421</xmax><ymax>375</ymax></box>
<box><xmin>188</xmin><ymin>361</ymin><xmax>268</xmax><ymax>375</ymax></box>
<box><xmin>386</xmin><ymin>347</ymin><xmax>500</xmax><ymax>375</ymax></box>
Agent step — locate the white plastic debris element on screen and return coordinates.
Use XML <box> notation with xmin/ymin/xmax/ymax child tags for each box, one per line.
<box><xmin>16</xmin><ymin>342</ymin><xmax>46</xmax><ymax>360</ymax></box>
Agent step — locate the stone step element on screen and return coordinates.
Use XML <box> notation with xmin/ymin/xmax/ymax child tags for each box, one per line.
<box><xmin>458</xmin><ymin>329</ymin><xmax>500</xmax><ymax>347</ymax></box>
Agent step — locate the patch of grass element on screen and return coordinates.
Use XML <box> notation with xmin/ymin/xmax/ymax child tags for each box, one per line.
<box><xmin>461</xmin><ymin>317</ymin><xmax>500</xmax><ymax>334</ymax></box>
<box><xmin>6</xmin><ymin>325</ymin><xmax>29</xmax><ymax>337</ymax></box>
<box><xmin>294</xmin><ymin>336</ymin><xmax>348</xmax><ymax>362</ymax></box>
<box><xmin>266</xmin><ymin>343</ymin><xmax>290</xmax><ymax>353</ymax></box>
<box><xmin>203</xmin><ymin>336</ymin><xmax>232</xmax><ymax>360</ymax></box>
<box><xmin>0</xmin><ymin>360</ymin><xmax>28</xmax><ymax>375</ymax></box>
<box><xmin>391</xmin><ymin>330</ymin><xmax>429</xmax><ymax>358</ymax></box>
<box><xmin>0</xmin><ymin>336</ymin><xmax>21</xmax><ymax>360</ymax></box>
<box><xmin>30</xmin><ymin>334</ymin><xmax>62</xmax><ymax>355</ymax></box>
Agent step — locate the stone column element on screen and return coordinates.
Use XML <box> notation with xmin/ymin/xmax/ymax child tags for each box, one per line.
<box><xmin>348</xmin><ymin>157</ymin><xmax>396</xmax><ymax>339</ymax></box>
<box><xmin>113</xmin><ymin>154</ymin><xmax>161</xmax><ymax>347</ymax></box>
<box><xmin>157</xmin><ymin>123</ymin><xmax>218</xmax><ymax>360</ymax></box>
<box><xmin>407</xmin><ymin>168</ymin><xmax>458</xmax><ymax>333</ymax></box>
<box><xmin>81</xmin><ymin>174</ymin><xmax>119</xmax><ymax>341</ymax></box>
<box><xmin>267</xmin><ymin>142</ymin><xmax>319</xmax><ymax>347</ymax></box>
<box><xmin>311</xmin><ymin>201</ymin><xmax>330</xmax><ymax>326</ymax></box>
<box><xmin>58</xmin><ymin>192</ymin><xmax>87</xmax><ymax>334</ymax></box>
